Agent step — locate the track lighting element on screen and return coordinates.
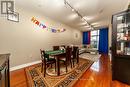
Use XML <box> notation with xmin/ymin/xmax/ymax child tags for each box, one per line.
<box><xmin>64</xmin><ymin>0</ymin><xmax>95</xmax><ymax>30</ymax></box>
<box><xmin>72</xmin><ymin>9</ymin><xmax>75</xmax><ymax>12</ymax></box>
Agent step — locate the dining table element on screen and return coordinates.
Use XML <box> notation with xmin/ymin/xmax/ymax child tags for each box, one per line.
<box><xmin>45</xmin><ymin>50</ymin><xmax>66</xmax><ymax>76</ymax></box>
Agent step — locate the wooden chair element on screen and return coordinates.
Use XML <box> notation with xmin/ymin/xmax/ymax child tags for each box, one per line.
<box><xmin>59</xmin><ymin>47</ymin><xmax>72</xmax><ymax>72</ymax></box>
<box><xmin>60</xmin><ymin>45</ymin><xmax>66</xmax><ymax>48</ymax></box>
<box><xmin>72</xmin><ymin>46</ymin><xmax>79</xmax><ymax>67</ymax></box>
<box><xmin>53</xmin><ymin>46</ymin><xmax>60</xmax><ymax>51</ymax></box>
<box><xmin>40</xmin><ymin>49</ymin><xmax>56</xmax><ymax>77</ymax></box>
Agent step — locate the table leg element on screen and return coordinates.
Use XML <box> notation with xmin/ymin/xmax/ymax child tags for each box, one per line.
<box><xmin>56</xmin><ymin>56</ymin><xmax>60</xmax><ymax>76</ymax></box>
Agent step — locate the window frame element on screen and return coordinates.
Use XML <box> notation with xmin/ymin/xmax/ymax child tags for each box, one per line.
<box><xmin>90</xmin><ymin>30</ymin><xmax>99</xmax><ymax>49</ymax></box>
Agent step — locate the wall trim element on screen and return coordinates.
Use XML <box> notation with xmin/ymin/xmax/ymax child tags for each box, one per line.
<box><xmin>10</xmin><ymin>60</ymin><xmax>41</xmax><ymax>71</ymax></box>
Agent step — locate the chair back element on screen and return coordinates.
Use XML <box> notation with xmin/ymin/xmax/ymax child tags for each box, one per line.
<box><xmin>60</xmin><ymin>45</ymin><xmax>66</xmax><ymax>48</ymax></box>
<box><xmin>40</xmin><ymin>49</ymin><xmax>49</xmax><ymax>62</ymax></box>
<box><xmin>66</xmin><ymin>47</ymin><xmax>72</xmax><ymax>61</ymax></box>
<box><xmin>73</xmin><ymin>46</ymin><xmax>79</xmax><ymax>59</ymax></box>
<box><xmin>53</xmin><ymin>46</ymin><xmax>59</xmax><ymax>51</ymax></box>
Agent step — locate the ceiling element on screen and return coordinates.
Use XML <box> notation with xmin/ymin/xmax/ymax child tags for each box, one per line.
<box><xmin>15</xmin><ymin>0</ymin><xmax>129</xmax><ymax>31</ymax></box>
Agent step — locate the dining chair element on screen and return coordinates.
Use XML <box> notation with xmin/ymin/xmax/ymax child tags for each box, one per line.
<box><xmin>60</xmin><ymin>45</ymin><xmax>66</xmax><ymax>50</ymax></box>
<box><xmin>40</xmin><ymin>49</ymin><xmax>56</xmax><ymax>77</ymax></box>
<box><xmin>59</xmin><ymin>46</ymin><xmax>72</xmax><ymax>73</ymax></box>
<box><xmin>60</xmin><ymin>45</ymin><xmax>66</xmax><ymax>48</ymax></box>
<box><xmin>72</xmin><ymin>46</ymin><xmax>79</xmax><ymax>67</ymax></box>
<box><xmin>53</xmin><ymin>46</ymin><xmax>60</xmax><ymax>51</ymax></box>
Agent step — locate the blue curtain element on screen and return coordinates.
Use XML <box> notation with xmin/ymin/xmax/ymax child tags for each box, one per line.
<box><xmin>98</xmin><ymin>28</ymin><xmax>108</xmax><ymax>54</ymax></box>
<box><xmin>83</xmin><ymin>32</ymin><xmax>90</xmax><ymax>45</ymax></box>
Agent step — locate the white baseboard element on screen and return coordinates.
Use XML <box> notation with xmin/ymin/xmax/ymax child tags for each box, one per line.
<box><xmin>10</xmin><ymin>60</ymin><xmax>41</xmax><ymax>71</ymax></box>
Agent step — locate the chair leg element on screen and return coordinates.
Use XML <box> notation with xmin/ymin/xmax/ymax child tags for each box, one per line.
<box><xmin>77</xmin><ymin>58</ymin><xmax>78</xmax><ymax>64</ymax></box>
<box><xmin>65</xmin><ymin>61</ymin><xmax>68</xmax><ymax>73</ymax></box>
<box><xmin>73</xmin><ymin>59</ymin><xmax>74</xmax><ymax>67</ymax></box>
<box><xmin>77</xmin><ymin>55</ymin><xmax>79</xmax><ymax>64</ymax></box>
<box><xmin>44</xmin><ymin>64</ymin><xmax>46</xmax><ymax>77</ymax></box>
<box><xmin>70</xmin><ymin>59</ymin><xmax>72</xmax><ymax>68</ymax></box>
<box><xmin>41</xmin><ymin>63</ymin><xmax>43</xmax><ymax>73</ymax></box>
<box><xmin>63</xmin><ymin>61</ymin><xmax>65</xmax><ymax>65</ymax></box>
<box><xmin>55</xmin><ymin>62</ymin><xmax>56</xmax><ymax>72</ymax></box>
<box><xmin>51</xmin><ymin>64</ymin><xmax>52</xmax><ymax>68</ymax></box>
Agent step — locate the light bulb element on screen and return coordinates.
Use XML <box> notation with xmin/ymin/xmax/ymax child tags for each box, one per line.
<box><xmin>72</xmin><ymin>9</ymin><xmax>75</xmax><ymax>12</ymax></box>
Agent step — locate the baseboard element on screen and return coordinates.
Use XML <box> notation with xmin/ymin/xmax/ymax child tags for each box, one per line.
<box><xmin>10</xmin><ymin>60</ymin><xmax>41</xmax><ymax>71</ymax></box>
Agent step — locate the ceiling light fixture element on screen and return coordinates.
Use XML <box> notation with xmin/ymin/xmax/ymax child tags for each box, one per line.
<box><xmin>84</xmin><ymin>25</ymin><xmax>90</xmax><ymax>28</ymax></box>
<box><xmin>72</xmin><ymin>9</ymin><xmax>75</xmax><ymax>12</ymax></box>
<box><xmin>91</xmin><ymin>22</ymin><xmax>99</xmax><ymax>26</ymax></box>
<box><xmin>81</xmin><ymin>17</ymin><xmax>85</xmax><ymax>21</ymax></box>
<box><xmin>68</xmin><ymin>13</ymin><xmax>78</xmax><ymax>20</ymax></box>
<box><xmin>64</xmin><ymin>0</ymin><xmax>95</xmax><ymax>30</ymax></box>
<box><xmin>83</xmin><ymin>16</ymin><xmax>93</xmax><ymax>21</ymax></box>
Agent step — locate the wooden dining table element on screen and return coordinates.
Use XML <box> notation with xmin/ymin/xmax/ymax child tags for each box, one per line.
<box><xmin>45</xmin><ymin>50</ymin><xmax>66</xmax><ymax>76</ymax></box>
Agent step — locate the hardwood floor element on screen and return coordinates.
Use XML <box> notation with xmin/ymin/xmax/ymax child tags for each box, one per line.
<box><xmin>10</xmin><ymin>69</ymin><xmax>28</xmax><ymax>87</ymax></box>
<box><xmin>10</xmin><ymin>54</ymin><xmax>130</xmax><ymax>87</ymax></box>
<box><xmin>74</xmin><ymin>54</ymin><xmax>111</xmax><ymax>87</ymax></box>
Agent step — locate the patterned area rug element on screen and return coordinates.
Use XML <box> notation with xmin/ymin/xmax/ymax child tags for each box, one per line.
<box><xmin>79</xmin><ymin>53</ymin><xmax>100</xmax><ymax>62</ymax></box>
<box><xmin>25</xmin><ymin>58</ymin><xmax>93</xmax><ymax>87</ymax></box>
<box><xmin>46</xmin><ymin>62</ymin><xmax>78</xmax><ymax>76</ymax></box>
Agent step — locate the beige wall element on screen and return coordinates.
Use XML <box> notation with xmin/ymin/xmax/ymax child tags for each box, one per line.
<box><xmin>0</xmin><ymin>8</ymin><xmax>82</xmax><ymax>67</ymax></box>
<box><xmin>108</xmin><ymin>2</ymin><xmax>129</xmax><ymax>48</ymax></box>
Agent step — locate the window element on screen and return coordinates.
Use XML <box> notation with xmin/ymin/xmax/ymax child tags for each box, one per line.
<box><xmin>90</xmin><ymin>30</ymin><xmax>99</xmax><ymax>49</ymax></box>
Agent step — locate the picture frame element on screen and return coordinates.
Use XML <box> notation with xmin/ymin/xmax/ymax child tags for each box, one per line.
<box><xmin>7</xmin><ymin>12</ymin><xmax>19</xmax><ymax>22</ymax></box>
<box><xmin>75</xmin><ymin>33</ymin><xmax>78</xmax><ymax>38</ymax></box>
<box><xmin>1</xmin><ymin>1</ymin><xmax>14</xmax><ymax>14</ymax></box>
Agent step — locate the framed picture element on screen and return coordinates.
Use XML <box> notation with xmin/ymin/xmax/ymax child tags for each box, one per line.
<box><xmin>1</xmin><ymin>1</ymin><xmax>14</xmax><ymax>14</ymax></box>
<box><xmin>7</xmin><ymin>12</ymin><xmax>19</xmax><ymax>22</ymax></box>
<box><xmin>75</xmin><ymin>33</ymin><xmax>78</xmax><ymax>38</ymax></box>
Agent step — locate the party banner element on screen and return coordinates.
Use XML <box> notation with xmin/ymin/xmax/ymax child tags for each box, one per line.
<box><xmin>31</xmin><ymin>17</ymin><xmax>66</xmax><ymax>33</ymax></box>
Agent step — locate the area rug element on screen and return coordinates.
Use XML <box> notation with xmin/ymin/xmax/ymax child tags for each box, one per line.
<box><xmin>79</xmin><ymin>53</ymin><xmax>101</xmax><ymax>62</ymax></box>
<box><xmin>46</xmin><ymin>62</ymin><xmax>79</xmax><ymax>76</ymax></box>
<box><xmin>25</xmin><ymin>58</ymin><xmax>93</xmax><ymax>87</ymax></box>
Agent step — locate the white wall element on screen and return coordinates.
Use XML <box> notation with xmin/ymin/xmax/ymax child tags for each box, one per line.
<box><xmin>0</xmin><ymin>8</ymin><xmax>82</xmax><ymax>67</ymax></box>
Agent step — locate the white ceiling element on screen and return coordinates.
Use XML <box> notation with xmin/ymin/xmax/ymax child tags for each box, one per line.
<box><xmin>15</xmin><ymin>0</ymin><xmax>129</xmax><ymax>31</ymax></box>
